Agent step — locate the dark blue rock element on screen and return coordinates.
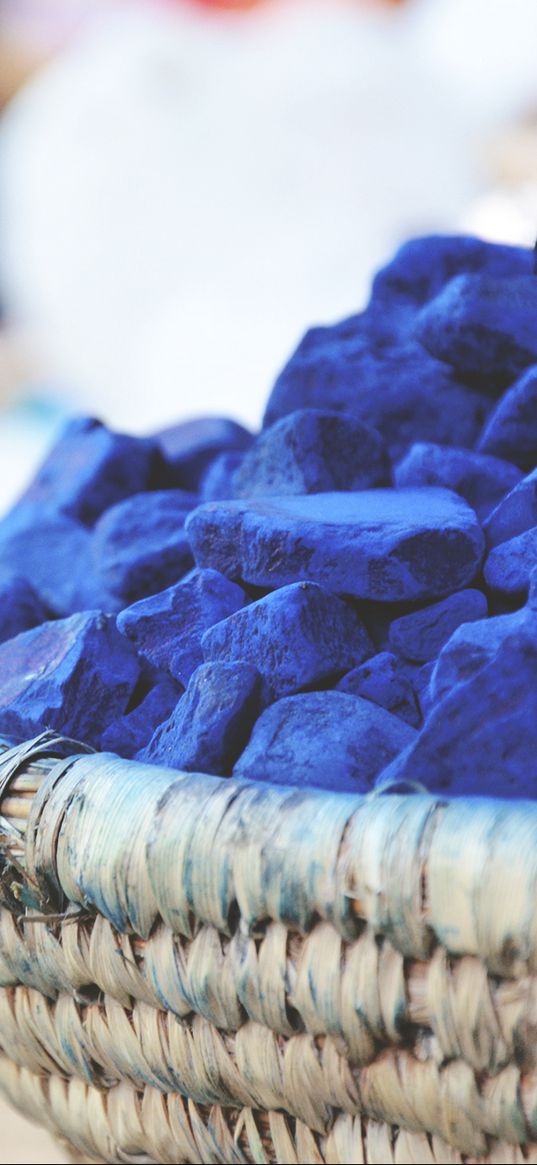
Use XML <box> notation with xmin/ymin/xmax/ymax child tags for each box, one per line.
<box><xmin>138</xmin><ymin>661</ymin><xmax>260</xmax><ymax>774</ymax></box>
<box><xmin>0</xmin><ymin>574</ymin><xmax>50</xmax><ymax>645</ymax></box>
<box><xmin>484</xmin><ymin>527</ymin><xmax>537</xmax><ymax>599</ymax></box>
<box><xmin>377</xmin><ymin>607</ymin><xmax>537</xmax><ymax>797</ymax></box>
<box><xmin>93</xmin><ymin>491</ymin><xmax>197</xmax><ymax>604</ymax></box>
<box><xmin>201</xmin><ymin>581</ymin><xmax>372</xmax><ymax>702</ymax></box>
<box><xmin>200</xmin><ymin>452</ymin><xmax>246</xmax><ymax>501</ymax></box>
<box><xmin>484</xmin><ymin>470</ymin><xmax>537</xmax><ymax>548</ymax></box>
<box><xmin>336</xmin><ymin>651</ymin><xmax>420</xmax><ymax>727</ymax></box>
<box><xmin>100</xmin><ymin>678</ymin><xmax>181</xmax><ymax>759</ymax></box>
<box><xmin>117</xmin><ymin>567</ymin><xmax>247</xmax><ymax>685</ymax></box>
<box><xmin>388</xmin><ymin>589</ymin><xmax>488</xmax><ymax>663</ymax></box>
<box><xmin>394</xmin><ymin>442</ymin><xmax>522</xmax><ymax>521</ymax></box>
<box><xmin>415</xmin><ymin>274</ymin><xmax>537</xmax><ymax>391</ymax></box>
<box><xmin>263</xmin><ymin>332</ymin><xmax>490</xmax><ymax>460</ymax></box>
<box><xmin>232</xmin><ymin>409</ymin><xmax>388</xmax><ymax>498</ymax></box>
<box><xmin>155</xmin><ymin>417</ymin><xmax>253</xmax><ymax>490</ymax></box>
<box><xmin>233</xmin><ymin>691</ymin><xmax>416</xmax><ymax>792</ymax></box>
<box><xmin>186</xmin><ymin>489</ymin><xmax>485</xmax><ymax>602</ymax></box>
<box><xmin>0</xmin><ymin>611</ymin><xmax>140</xmax><ymax>748</ymax></box>
<box><xmin>477</xmin><ymin>366</ymin><xmax>537</xmax><ymax>470</ymax></box>
<box><xmin>428</xmin><ymin>609</ymin><xmax>523</xmax><ymax>707</ymax></box>
<box><xmin>15</xmin><ymin>416</ymin><xmax>163</xmax><ymax>526</ymax></box>
<box><xmin>0</xmin><ymin>508</ymin><xmax>111</xmax><ymax>616</ymax></box>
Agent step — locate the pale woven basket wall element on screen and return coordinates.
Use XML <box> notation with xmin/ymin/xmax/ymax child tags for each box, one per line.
<box><xmin>0</xmin><ymin>733</ymin><xmax>536</xmax><ymax>1165</ymax></box>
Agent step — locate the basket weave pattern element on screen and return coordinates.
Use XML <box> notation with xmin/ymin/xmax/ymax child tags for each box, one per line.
<box><xmin>0</xmin><ymin>734</ymin><xmax>536</xmax><ymax>1164</ymax></box>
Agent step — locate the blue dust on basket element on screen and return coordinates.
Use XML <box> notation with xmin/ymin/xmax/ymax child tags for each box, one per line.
<box><xmin>0</xmin><ymin>235</ymin><xmax>537</xmax><ymax>797</ymax></box>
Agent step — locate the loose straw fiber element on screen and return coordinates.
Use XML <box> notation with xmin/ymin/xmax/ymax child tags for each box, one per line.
<box><xmin>0</xmin><ymin>733</ymin><xmax>536</xmax><ymax>1163</ymax></box>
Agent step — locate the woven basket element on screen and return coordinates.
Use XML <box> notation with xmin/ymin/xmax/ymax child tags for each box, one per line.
<box><xmin>0</xmin><ymin>733</ymin><xmax>536</xmax><ymax>1164</ymax></box>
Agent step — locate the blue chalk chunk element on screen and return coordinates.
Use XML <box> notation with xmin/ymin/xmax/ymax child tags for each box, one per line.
<box><xmin>232</xmin><ymin>409</ymin><xmax>388</xmax><ymax>498</ymax></box>
<box><xmin>93</xmin><ymin>490</ymin><xmax>197</xmax><ymax>604</ymax></box>
<box><xmin>200</xmin><ymin>452</ymin><xmax>246</xmax><ymax>501</ymax></box>
<box><xmin>0</xmin><ymin>574</ymin><xmax>50</xmax><ymax>645</ymax></box>
<box><xmin>186</xmin><ymin>489</ymin><xmax>485</xmax><ymax>602</ymax></box>
<box><xmin>139</xmin><ymin>661</ymin><xmax>260</xmax><ymax>774</ymax></box>
<box><xmin>477</xmin><ymin>366</ymin><xmax>537</xmax><ymax>470</ymax></box>
<box><xmin>484</xmin><ymin>527</ymin><xmax>537</xmax><ymax>599</ymax></box>
<box><xmin>336</xmin><ymin>651</ymin><xmax>420</xmax><ymax>727</ymax></box>
<box><xmin>377</xmin><ymin>610</ymin><xmax>537</xmax><ymax>798</ymax></box>
<box><xmin>0</xmin><ymin>611</ymin><xmax>140</xmax><ymax>748</ymax></box>
<box><xmin>233</xmin><ymin>691</ymin><xmax>416</xmax><ymax>792</ymax></box>
<box><xmin>429</xmin><ymin>608</ymin><xmax>529</xmax><ymax>706</ymax></box>
<box><xmin>117</xmin><ymin>567</ymin><xmax>247</xmax><ymax>685</ymax></box>
<box><xmin>484</xmin><ymin>470</ymin><xmax>537</xmax><ymax>548</ymax></box>
<box><xmin>263</xmin><ymin>331</ymin><xmax>490</xmax><ymax>460</ymax></box>
<box><xmin>15</xmin><ymin>416</ymin><xmax>163</xmax><ymax>526</ymax></box>
<box><xmin>201</xmin><ymin>581</ymin><xmax>372</xmax><ymax>702</ymax></box>
<box><xmin>415</xmin><ymin>274</ymin><xmax>537</xmax><ymax>390</ymax></box>
<box><xmin>155</xmin><ymin>417</ymin><xmax>253</xmax><ymax>490</ymax></box>
<box><xmin>388</xmin><ymin>589</ymin><xmax>488</xmax><ymax>663</ymax></box>
<box><xmin>394</xmin><ymin>442</ymin><xmax>522</xmax><ymax>521</ymax></box>
<box><xmin>369</xmin><ymin>235</ymin><xmax>531</xmax><ymax>312</ymax></box>
<box><xmin>100</xmin><ymin>678</ymin><xmax>181</xmax><ymax>759</ymax></box>
<box><xmin>0</xmin><ymin>508</ymin><xmax>112</xmax><ymax>617</ymax></box>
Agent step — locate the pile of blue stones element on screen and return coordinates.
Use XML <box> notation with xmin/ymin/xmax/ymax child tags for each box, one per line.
<box><xmin>1</xmin><ymin>234</ymin><xmax>537</xmax><ymax>799</ymax></box>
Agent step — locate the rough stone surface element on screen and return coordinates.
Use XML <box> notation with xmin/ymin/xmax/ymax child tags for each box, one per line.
<box><xmin>232</xmin><ymin>409</ymin><xmax>388</xmax><ymax>498</ymax></box>
<box><xmin>415</xmin><ymin>274</ymin><xmax>537</xmax><ymax>391</ymax></box>
<box><xmin>484</xmin><ymin>527</ymin><xmax>537</xmax><ymax>599</ymax></box>
<box><xmin>429</xmin><ymin>608</ymin><xmax>527</xmax><ymax>706</ymax></box>
<box><xmin>156</xmin><ymin>417</ymin><xmax>253</xmax><ymax>490</ymax></box>
<box><xmin>15</xmin><ymin>416</ymin><xmax>163</xmax><ymax>526</ymax></box>
<box><xmin>0</xmin><ymin>574</ymin><xmax>50</xmax><ymax>645</ymax></box>
<box><xmin>394</xmin><ymin>442</ymin><xmax>522</xmax><ymax>521</ymax></box>
<box><xmin>378</xmin><ymin>608</ymin><xmax>537</xmax><ymax>798</ymax></box>
<box><xmin>139</xmin><ymin>661</ymin><xmax>260</xmax><ymax>774</ymax></box>
<box><xmin>477</xmin><ymin>366</ymin><xmax>537</xmax><ymax>470</ymax></box>
<box><xmin>117</xmin><ymin>568</ymin><xmax>247</xmax><ymax>685</ymax></box>
<box><xmin>336</xmin><ymin>651</ymin><xmax>420</xmax><ymax>727</ymax></box>
<box><xmin>484</xmin><ymin>470</ymin><xmax>537</xmax><ymax>548</ymax></box>
<box><xmin>200</xmin><ymin>452</ymin><xmax>245</xmax><ymax>501</ymax></box>
<box><xmin>233</xmin><ymin>691</ymin><xmax>416</xmax><ymax>792</ymax></box>
<box><xmin>93</xmin><ymin>491</ymin><xmax>197</xmax><ymax>604</ymax></box>
<box><xmin>388</xmin><ymin>589</ymin><xmax>488</xmax><ymax>663</ymax></box>
<box><xmin>100</xmin><ymin>678</ymin><xmax>181</xmax><ymax>759</ymax></box>
<box><xmin>0</xmin><ymin>508</ymin><xmax>109</xmax><ymax>616</ymax></box>
<box><xmin>264</xmin><ymin>332</ymin><xmax>490</xmax><ymax>460</ymax></box>
<box><xmin>202</xmin><ymin>582</ymin><xmax>372</xmax><ymax>702</ymax></box>
<box><xmin>0</xmin><ymin>611</ymin><xmax>140</xmax><ymax>748</ymax></box>
<box><xmin>186</xmin><ymin>489</ymin><xmax>485</xmax><ymax>602</ymax></box>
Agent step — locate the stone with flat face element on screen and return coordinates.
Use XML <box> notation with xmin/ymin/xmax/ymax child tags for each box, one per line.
<box><xmin>477</xmin><ymin>366</ymin><xmax>537</xmax><ymax>470</ymax></box>
<box><xmin>156</xmin><ymin>417</ymin><xmax>253</xmax><ymax>490</ymax></box>
<box><xmin>484</xmin><ymin>527</ymin><xmax>537</xmax><ymax>599</ymax></box>
<box><xmin>388</xmin><ymin>589</ymin><xmax>488</xmax><ymax>663</ymax></box>
<box><xmin>0</xmin><ymin>611</ymin><xmax>140</xmax><ymax>748</ymax></box>
<box><xmin>93</xmin><ymin>490</ymin><xmax>197</xmax><ymax>604</ymax></box>
<box><xmin>233</xmin><ymin>690</ymin><xmax>416</xmax><ymax>792</ymax></box>
<box><xmin>186</xmin><ymin>488</ymin><xmax>484</xmax><ymax>602</ymax></box>
<box><xmin>484</xmin><ymin>469</ymin><xmax>537</xmax><ymax>548</ymax></box>
<box><xmin>394</xmin><ymin>442</ymin><xmax>521</xmax><ymax>521</ymax></box>
<box><xmin>336</xmin><ymin>651</ymin><xmax>420</xmax><ymax>727</ymax></box>
<box><xmin>202</xmin><ymin>581</ymin><xmax>372</xmax><ymax>702</ymax></box>
<box><xmin>0</xmin><ymin>574</ymin><xmax>50</xmax><ymax>645</ymax></box>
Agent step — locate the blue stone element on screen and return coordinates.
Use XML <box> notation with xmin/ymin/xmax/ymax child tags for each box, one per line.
<box><xmin>388</xmin><ymin>589</ymin><xmax>488</xmax><ymax>663</ymax></box>
<box><xmin>264</xmin><ymin>332</ymin><xmax>489</xmax><ymax>460</ymax></box>
<box><xmin>378</xmin><ymin>608</ymin><xmax>537</xmax><ymax>797</ymax></box>
<box><xmin>139</xmin><ymin>661</ymin><xmax>260</xmax><ymax>774</ymax></box>
<box><xmin>101</xmin><ymin>678</ymin><xmax>181</xmax><ymax>759</ymax></box>
<box><xmin>15</xmin><ymin>416</ymin><xmax>163</xmax><ymax>526</ymax></box>
<box><xmin>201</xmin><ymin>581</ymin><xmax>372</xmax><ymax>702</ymax></box>
<box><xmin>429</xmin><ymin>609</ymin><xmax>523</xmax><ymax>707</ymax></box>
<box><xmin>478</xmin><ymin>367</ymin><xmax>537</xmax><ymax>469</ymax></box>
<box><xmin>186</xmin><ymin>489</ymin><xmax>485</xmax><ymax>602</ymax></box>
<box><xmin>484</xmin><ymin>470</ymin><xmax>537</xmax><ymax>548</ymax></box>
<box><xmin>484</xmin><ymin>527</ymin><xmax>537</xmax><ymax>599</ymax></box>
<box><xmin>200</xmin><ymin>452</ymin><xmax>245</xmax><ymax>501</ymax></box>
<box><xmin>415</xmin><ymin>274</ymin><xmax>537</xmax><ymax>391</ymax></box>
<box><xmin>0</xmin><ymin>574</ymin><xmax>50</xmax><ymax>645</ymax></box>
<box><xmin>117</xmin><ymin>567</ymin><xmax>247</xmax><ymax>685</ymax></box>
<box><xmin>93</xmin><ymin>490</ymin><xmax>197</xmax><ymax>604</ymax></box>
<box><xmin>232</xmin><ymin>409</ymin><xmax>388</xmax><ymax>497</ymax></box>
<box><xmin>0</xmin><ymin>611</ymin><xmax>140</xmax><ymax>748</ymax></box>
<box><xmin>0</xmin><ymin>508</ymin><xmax>111</xmax><ymax>617</ymax></box>
<box><xmin>336</xmin><ymin>651</ymin><xmax>420</xmax><ymax>727</ymax></box>
<box><xmin>394</xmin><ymin>442</ymin><xmax>522</xmax><ymax>521</ymax></box>
<box><xmin>155</xmin><ymin>417</ymin><xmax>253</xmax><ymax>490</ymax></box>
<box><xmin>233</xmin><ymin>691</ymin><xmax>416</xmax><ymax>792</ymax></box>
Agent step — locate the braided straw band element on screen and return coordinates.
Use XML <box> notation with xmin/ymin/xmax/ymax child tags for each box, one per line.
<box><xmin>0</xmin><ymin>735</ymin><xmax>536</xmax><ymax>1163</ymax></box>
